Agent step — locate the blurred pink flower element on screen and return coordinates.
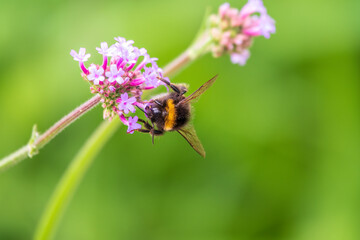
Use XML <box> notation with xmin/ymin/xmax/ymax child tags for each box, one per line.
<box><xmin>209</xmin><ymin>0</ymin><xmax>275</xmax><ymax>65</ymax></box>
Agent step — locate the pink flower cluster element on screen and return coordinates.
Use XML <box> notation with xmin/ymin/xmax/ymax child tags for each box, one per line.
<box><xmin>209</xmin><ymin>0</ymin><xmax>275</xmax><ymax>65</ymax></box>
<box><xmin>70</xmin><ymin>37</ymin><xmax>167</xmax><ymax>133</ymax></box>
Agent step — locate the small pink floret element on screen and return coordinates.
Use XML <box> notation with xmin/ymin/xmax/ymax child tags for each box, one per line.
<box><xmin>126</xmin><ymin>116</ymin><xmax>142</xmax><ymax>134</ymax></box>
<box><xmin>96</xmin><ymin>42</ymin><xmax>112</xmax><ymax>56</ymax></box>
<box><xmin>117</xmin><ymin>93</ymin><xmax>137</xmax><ymax>114</ymax></box>
<box><xmin>88</xmin><ymin>65</ymin><xmax>105</xmax><ymax>85</ymax></box>
<box><xmin>70</xmin><ymin>48</ymin><xmax>91</xmax><ymax>62</ymax></box>
<box><xmin>240</xmin><ymin>0</ymin><xmax>266</xmax><ymax>19</ymax></box>
<box><xmin>230</xmin><ymin>50</ymin><xmax>250</xmax><ymax>66</ymax></box>
<box><xmin>106</xmin><ymin>64</ymin><xmax>125</xmax><ymax>84</ymax></box>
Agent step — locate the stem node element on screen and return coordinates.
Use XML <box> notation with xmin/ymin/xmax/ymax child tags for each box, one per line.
<box><xmin>28</xmin><ymin>125</ymin><xmax>40</xmax><ymax>158</ymax></box>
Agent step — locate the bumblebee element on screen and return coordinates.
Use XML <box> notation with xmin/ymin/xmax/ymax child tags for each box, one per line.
<box><xmin>136</xmin><ymin>75</ymin><xmax>218</xmax><ymax>157</ymax></box>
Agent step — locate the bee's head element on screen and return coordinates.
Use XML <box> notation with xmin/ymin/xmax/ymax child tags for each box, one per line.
<box><xmin>145</xmin><ymin>102</ymin><xmax>161</xmax><ymax>121</ymax></box>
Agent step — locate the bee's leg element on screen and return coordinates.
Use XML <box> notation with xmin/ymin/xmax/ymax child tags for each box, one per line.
<box><xmin>138</xmin><ymin>118</ymin><xmax>152</xmax><ymax>130</ymax></box>
<box><xmin>154</xmin><ymin>100</ymin><xmax>163</xmax><ymax>107</ymax></box>
<box><xmin>150</xmin><ymin>128</ymin><xmax>164</xmax><ymax>144</ymax></box>
<box><xmin>137</xmin><ymin>118</ymin><xmax>164</xmax><ymax>135</ymax></box>
<box><xmin>136</xmin><ymin>128</ymin><xmax>151</xmax><ymax>133</ymax></box>
<box><xmin>157</xmin><ymin>77</ymin><xmax>187</xmax><ymax>95</ymax></box>
<box><xmin>137</xmin><ymin>118</ymin><xmax>164</xmax><ymax>144</ymax></box>
<box><xmin>136</xmin><ymin>128</ymin><xmax>164</xmax><ymax>136</ymax></box>
<box><xmin>136</xmin><ymin>128</ymin><xmax>164</xmax><ymax>145</ymax></box>
<box><xmin>150</xmin><ymin>129</ymin><xmax>164</xmax><ymax>136</ymax></box>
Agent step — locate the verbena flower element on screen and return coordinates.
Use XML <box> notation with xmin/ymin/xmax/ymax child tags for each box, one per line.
<box><xmin>209</xmin><ymin>0</ymin><xmax>275</xmax><ymax>66</ymax></box>
<box><xmin>106</xmin><ymin>64</ymin><xmax>125</xmax><ymax>84</ymax></box>
<box><xmin>70</xmin><ymin>48</ymin><xmax>91</xmax><ymax>74</ymax></box>
<box><xmin>87</xmin><ymin>65</ymin><xmax>105</xmax><ymax>85</ymax></box>
<box><xmin>116</xmin><ymin>93</ymin><xmax>136</xmax><ymax>114</ymax></box>
<box><xmin>70</xmin><ymin>37</ymin><xmax>166</xmax><ymax>132</ymax></box>
<box><xmin>126</xmin><ymin>116</ymin><xmax>142</xmax><ymax>134</ymax></box>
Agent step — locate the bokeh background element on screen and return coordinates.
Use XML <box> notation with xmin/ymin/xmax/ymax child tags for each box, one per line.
<box><xmin>1</xmin><ymin>0</ymin><xmax>360</xmax><ymax>239</ymax></box>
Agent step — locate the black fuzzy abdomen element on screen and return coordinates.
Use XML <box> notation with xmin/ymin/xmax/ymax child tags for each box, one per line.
<box><xmin>173</xmin><ymin>102</ymin><xmax>190</xmax><ymax>130</ymax></box>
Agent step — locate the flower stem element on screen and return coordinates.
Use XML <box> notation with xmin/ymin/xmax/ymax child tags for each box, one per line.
<box><xmin>34</xmin><ymin>117</ymin><xmax>120</xmax><ymax>240</ymax></box>
<box><xmin>162</xmin><ymin>50</ymin><xmax>192</xmax><ymax>77</ymax></box>
<box><xmin>35</xmin><ymin>95</ymin><xmax>101</xmax><ymax>149</ymax></box>
<box><xmin>0</xmin><ymin>95</ymin><xmax>101</xmax><ymax>172</ymax></box>
<box><xmin>0</xmin><ymin>146</ymin><xmax>30</xmax><ymax>171</ymax></box>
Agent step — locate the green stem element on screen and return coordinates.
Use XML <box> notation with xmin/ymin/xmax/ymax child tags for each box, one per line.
<box><xmin>0</xmin><ymin>95</ymin><xmax>101</xmax><ymax>172</ymax></box>
<box><xmin>0</xmin><ymin>145</ymin><xmax>29</xmax><ymax>171</ymax></box>
<box><xmin>34</xmin><ymin>117</ymin><xmax>120</xmax><ymax>240</ymax></box>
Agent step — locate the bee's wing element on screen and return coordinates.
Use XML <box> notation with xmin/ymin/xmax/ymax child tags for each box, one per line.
<box><xmin>179</xmin><ymin>75</ymin><xmax>218</xmax><ymax>105</ymax></box>
<box><xmin>177</xmin><ymin>124</ymin><xmax>206</xmax><ymax>158</ymax></box>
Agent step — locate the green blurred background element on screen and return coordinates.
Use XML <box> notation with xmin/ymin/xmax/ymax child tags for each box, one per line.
<box><xmin>1</xmin><ymin>0</ymin><xmax>360</xmax><ymax>239</ymax></box>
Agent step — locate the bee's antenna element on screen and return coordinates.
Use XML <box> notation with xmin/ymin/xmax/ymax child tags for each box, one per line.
<box><xmin>156</xmin><ymin>76</ymin><xmax>170</xmax><ymax>85</ymax></box>
<box><xmin>136</xmin><ymin>105</ymin><xmax>146</xmax><ymax>114</ymax></box>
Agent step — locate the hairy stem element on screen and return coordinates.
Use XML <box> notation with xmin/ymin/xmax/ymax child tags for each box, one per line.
<box><xmin>34</xmin><ymin>118</ymin><xmax>120</xmax><ymax>240</ymax></box>
<box><xmin>162</xmin><ymin>50</ymin><xmax>192</xmax><ymax>77</ymax></box>
<box><xmin>0</xmin><ymin>146</ymin><xmax>30</xmax><ymax>172</ymax></box>
<box><xmin>0</xmin><ymin>95</ymin><xmax>101</xmax><ymax>172</ymax></box>
<box><xmin>34</xmin><ymin>95</ymin><xmax>101</xmax><ymax>149</ymax></box>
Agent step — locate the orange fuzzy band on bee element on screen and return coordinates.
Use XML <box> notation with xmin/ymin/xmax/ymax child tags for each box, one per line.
<box><xmin>164</xmin><ymin>99</ymin><xmax>176</xmax><ymax>130</ymax></box>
